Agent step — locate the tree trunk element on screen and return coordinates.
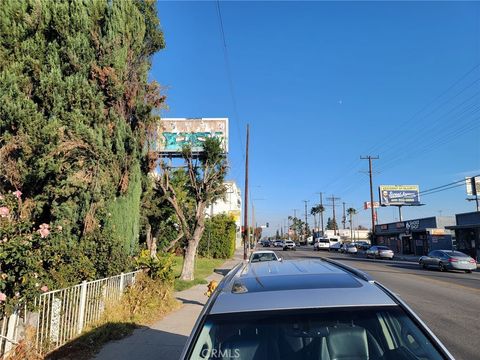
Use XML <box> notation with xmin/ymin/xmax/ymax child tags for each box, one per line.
<box><xmin>180</xmin><ymin>239</ymin><xmax>197</xmax><ymax>281</ymax></box>
<box><xmin>180</xmin><ymin>219</ymin><xmax>205</xmax><ymax>281</ymax></box>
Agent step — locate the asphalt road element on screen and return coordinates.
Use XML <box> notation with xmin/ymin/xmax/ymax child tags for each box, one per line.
<box><xmin>270</xmin><ymin>245</ymin><xmax>480</xmax><ymax>360</ymax></box>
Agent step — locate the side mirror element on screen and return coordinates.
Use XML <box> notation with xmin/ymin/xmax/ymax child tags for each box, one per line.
<box><xmin>278</xmin><ymin>257</ymin><xmax>282</xmax><ymax>261</ymax></box>
<box><xmin>246</xmin><ymin>259</ymin><xmax>250</xmax><ymax>263</ymax></box>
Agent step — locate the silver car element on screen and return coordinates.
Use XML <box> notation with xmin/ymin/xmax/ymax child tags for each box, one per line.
<box><xmin>181</xmin><ymin>259</ymin><xmax>454</xmax><ymax>359</ymax></box>
<box><xmin>419</xmin><ymin>250</ymin><xmax>477</xmax><ymax>273</ymax></box>
<box><xmin>366</xmin><ymin>245</ymin><xmax>394</xmax><ymax>259</ymax></box>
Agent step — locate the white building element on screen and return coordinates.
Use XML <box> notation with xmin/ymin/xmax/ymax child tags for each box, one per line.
<box><xmin>206</xmin><ymin>181</ymin><xmax>242</xmax><ymax>248</ymax></box>
<box><xmin>323</xmin><ymin>229</ymin><xmax>370</xmax><ymax>241</ymax></box>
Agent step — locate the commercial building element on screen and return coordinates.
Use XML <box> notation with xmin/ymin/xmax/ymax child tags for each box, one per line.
<box><xmin>445</xmin><ymin>211</ymin><xmax>480</xmax><ymax>262</ymax></box>
<box><xmin>374</xmin><ymin>216</ymin><xmax>455</xmax><ymax>256</ymax></box>
<box><xmin>206</xmin><ymin>181</ymin><xmax>242</xmax><ymax>248</ymax></box>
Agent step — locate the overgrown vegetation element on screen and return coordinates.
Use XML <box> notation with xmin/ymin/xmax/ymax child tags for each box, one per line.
<box><xmin>0</xmin><ymin>0</ymin><xmax>165</xmax><ymax>312</ymax></box>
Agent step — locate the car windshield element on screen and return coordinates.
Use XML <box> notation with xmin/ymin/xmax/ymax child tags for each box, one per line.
<box><xmin>377</xmin><ymin>247</ymin><xmax>390</xmax><ymax>250</ymax></box>
<box><xmin>250</xmin><ymin>253</ymin><xmax>277</xmax><ymax>263</ymax></box>
<box><xmin>188</xmin><ymin>307</ymin><xmax>446</xmax><ymax>360</ymax></box>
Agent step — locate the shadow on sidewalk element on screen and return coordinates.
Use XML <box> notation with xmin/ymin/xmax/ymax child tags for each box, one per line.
<box><xmin>46</xmin><ymin>323</ymin><xmax>189</xmax><ymax>360</ymax></box>
<box><xmin>177</xmin><ymin>297</ymin><xmax>205</xmax><ymax>306</ymax></box>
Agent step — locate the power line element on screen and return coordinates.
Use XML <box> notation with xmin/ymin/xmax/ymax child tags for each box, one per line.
<box><xmin>215</xmin><ymin>1</ymin><xmax>245</xmax><ymax>161</ymax></box>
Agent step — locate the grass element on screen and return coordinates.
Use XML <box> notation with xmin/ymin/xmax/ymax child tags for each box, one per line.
<box><xmin>173</xmin><ymin>256</ymin><xmax>225</xmax><ymax>292</ymax></box>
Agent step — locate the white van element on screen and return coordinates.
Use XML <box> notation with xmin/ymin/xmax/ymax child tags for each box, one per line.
<box><xmin>314</xmin><ymin>236</ymin><xmax>340</xmax><ymax>251</ymax></box>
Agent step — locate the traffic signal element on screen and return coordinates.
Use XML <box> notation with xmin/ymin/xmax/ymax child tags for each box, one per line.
<box><xmin>266</xmin><ymin>222</ymin><xmax>269</xmax><ymax>228</ymax></box>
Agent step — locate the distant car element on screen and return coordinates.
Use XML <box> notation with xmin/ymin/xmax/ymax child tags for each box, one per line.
<box><xmin>249</xmin><ymin>250</ymin><xmax>281</xmax><ymax>263</ymax></box>
<box><xmin>273</xmin><ymin>240</ymin><xmax>283</xmax><ymax>247</ymax></box>
<box><xmin>283</xmin><ymin>240</ymin><xmax>296</xmax><ymax>251</ymax></box>
<box><xmin>366</xmin><ymin>246</ymin><xmax>394</xmax><ymax>259</ymax></box>
<box><xmin>354</xmin><ymin>241</ymin><xmax>371</xmax><ymax>250</ymax></box>
<box><xmin>341</xmin><ymin>243</ymin><xmax>358</xmax><ymax>254</ymax></box>
<box><xmin>329</xmin><ymin>242</ymin><xmax>343</xmax><ymax>252</ymax></box>
<box><xmin>261</xmin><ymin>240</ymin><xmax>271</xmax><ymax>247</ymax></box>
<box><xmin>419</xmin><ymin>250</ymin><xmax>477</xmax><ymax>273</ymax></box>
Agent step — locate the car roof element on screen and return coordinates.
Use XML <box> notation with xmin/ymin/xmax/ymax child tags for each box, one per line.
<box><xmin>251</xmin><ymin>250</ymin><xmax>276</xmax><ymax>255</ymax></box>
<box><xmin>210</xmin><ymin>259</ymin><xmax>396</xmax><ymax>315</ymax></box>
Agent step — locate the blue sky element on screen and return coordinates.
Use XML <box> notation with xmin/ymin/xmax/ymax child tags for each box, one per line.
<box><xmin>151</xmin><ymin>1</ymin><xmax>480</xmax><ymax>234</ymax></box>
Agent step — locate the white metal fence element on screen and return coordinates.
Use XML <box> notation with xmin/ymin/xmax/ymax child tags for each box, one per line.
<box><xmin>0</xmin><ymin>270</ymin><xmax>141</xmax><ymax>357</ymax></box>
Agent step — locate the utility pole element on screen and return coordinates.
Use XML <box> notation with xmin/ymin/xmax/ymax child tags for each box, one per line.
<box><xmin>327</xmin><ymin>195</ymin><xmax>341</xmax><ymax>235</ymax></box>
<box><xmin>303</xmin><ymin>200</ymin><xmax>309</xmax><ymax>242</ymax></box>
<box><xmin>342</xmin><ymin>202</ymin><xmax>346</xmax><ymax>230</ymax></box>
<box><xmin>243</xmin><ymin>125</ymin><xmax>249</xmax><ymax>260</ymax></box>
<box><xmin>292</xmin><ymin>208</ymin><xmax>298</xmax><ymax>241</ymax></box>
<box><xmin>316</xmin><ymin>192</ymin><xmax>325</xmax><ymax>237</ymax></box>
<box><xmin>361</xmin><ymin>155</ymin><xmax>379</xmax><ymax>242</ymax></box>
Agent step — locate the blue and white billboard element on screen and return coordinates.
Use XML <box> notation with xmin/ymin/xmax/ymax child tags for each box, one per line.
<box><xmin>379</xmin><ymin>185</ymin><xmax>420</xmax><ymax>206</ymax></box>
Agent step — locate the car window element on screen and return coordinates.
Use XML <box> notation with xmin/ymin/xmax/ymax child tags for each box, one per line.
<box><xmin>188</xmin><ymin>307</ymin><xmax>446</xmax><ymax>360</ymax></box>
<box><xmin>428</xmin><ymin>251</ymin><xmax>438</xmax><ymax>257</ymax></box>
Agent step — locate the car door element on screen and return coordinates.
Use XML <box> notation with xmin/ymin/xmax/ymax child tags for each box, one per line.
<box><xmin>423</xmin><ymin>251</ymin><xmax>437</xmax><ymax>265</ymax></box>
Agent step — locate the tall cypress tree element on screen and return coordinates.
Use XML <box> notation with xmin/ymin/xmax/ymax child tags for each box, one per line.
<box><xmin>0</xmin><ymin>0</ymin><xmax>165</xmax><ymax>288</ymax></box>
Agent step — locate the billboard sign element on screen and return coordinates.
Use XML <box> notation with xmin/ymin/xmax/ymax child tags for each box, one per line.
<box><xmin>364</xmin><ymin>201</ymin><xmax>380</xmax><ymax>209</ymax></box>
<box><xmin>465</xmin><ymin>176</ymin><xmax>480</xmax><ymax>196</ymax></box>
<box><xmin>155</xmin><ymin>118</ymin><xmax>228</xmax><ymax>155</ymax></box>
<box><xmin>379</xmin><ymin>185</ymin><xmax>420</xmax><ymax>206</ymax></box>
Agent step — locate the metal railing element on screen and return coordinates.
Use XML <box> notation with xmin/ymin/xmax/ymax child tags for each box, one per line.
<box><xmin>0</xmin><ymin>270</ymin><xmax>141</xmax><ymax>356</ymax></box>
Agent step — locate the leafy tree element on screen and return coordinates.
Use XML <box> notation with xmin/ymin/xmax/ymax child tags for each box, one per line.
<box><xmin>326</xmin><ymin>217</ymin><xmax>338</xmax><ymax>231</ymax></box>
<box><xmin>156</xmin><ymin>138</ymin><xmax>227</xmax><ymax>281</ymax></box>
<box><xmin>0</xmin><ymin>0</ymin><xmax>165</xmax><ymax>308</ymax></box>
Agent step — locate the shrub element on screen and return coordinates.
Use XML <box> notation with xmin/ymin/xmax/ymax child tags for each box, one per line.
<box><xmin>198</xmin><ymin>214</ymin><xmax>236</xmax><ymax>259</ymax></box>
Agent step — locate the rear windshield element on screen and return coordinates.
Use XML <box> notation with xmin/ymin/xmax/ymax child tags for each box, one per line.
<box><xmin>377</xmin><ymin>246</ymin><xmax>391</xmax><ymax>250</ymax></box>
<box><xmin>444</xmin><ymin>251</ymin><xmax>469</xmax><ymax>257</ymax></box>
<box><xmin>188</xmin><ymin>307</ymin><xmax>446</xmax><ymax>359</ymax></box>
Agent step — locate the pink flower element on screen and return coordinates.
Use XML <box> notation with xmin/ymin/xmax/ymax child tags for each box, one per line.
<box><xmin>40</xmin><ymin>285</ymin><xmax>48</xmax><ymax>292</ymax></box>
<box><xmin>37</xmin><ymin>223</ymin><xmax>50</xmax><ymax>238</ymax></box>
<box><xmin>13</xmin><ymin>190</ymin><xmax>22</xmax><ymax>199</ymax></box>
<box><xmin>0</xmin><ymin>207</ymin><xmax>9</xmax><ymax>218</ymax></box>
<box><xmin>0</xmin><ymin>293</ymin><xmax>6</xmax><ymax>302</ymax></box>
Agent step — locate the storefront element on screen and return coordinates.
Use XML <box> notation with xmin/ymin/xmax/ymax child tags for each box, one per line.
<box><xmin>374</xmin><ymin>216</ymin><xmax>455</xmax><ymax>256</ymax></box>
<box><xmin>445</xmin><ymin>212</ymin><xmax>480</xmax><ymax>262</ymax></box>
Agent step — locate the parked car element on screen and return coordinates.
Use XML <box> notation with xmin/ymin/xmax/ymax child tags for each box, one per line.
<box><xmin>273</xmin><ymin>240</ymin><xmax>283</xmax><ymax>247</ymax></box>
<box><xmin>419</xmin><ymin>250</ymin><xmax>477</xmax><ymax>273</ymax></box>
<box><xmin>249</xmin><ymin>250</ymin><xmax>281</xmax><ymax>263</ymax></box>
<box><xmin>366</xmin><ymin>245</ymin><xmax>394</xmax><ymax>259</ymax></box>
<box><xmin>181</xmin><ymin>259</ymin><xmax>454</xmax><ymax>359</ymax></box>
<box><xmin>328</xmin><ymin>242</ymin><xmax>343</xmax><ymax>252</ymax></box>
<box><xmin>283</xmin><ymin>240</ymin><xmax>296</xmax><ymax>251</ymax></box>
<box><xmin>341</xmin><ymin>243</ymin><xmax>358</xmax><ymax>254</ymax></box>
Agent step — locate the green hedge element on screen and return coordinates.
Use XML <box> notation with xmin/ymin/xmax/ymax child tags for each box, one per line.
<box><xmin>198</xmin><ymin>214</ymin><xmax>236</xmax><ymax>259</ymax></box>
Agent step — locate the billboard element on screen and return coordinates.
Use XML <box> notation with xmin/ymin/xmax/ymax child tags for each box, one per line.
<box><xmin>155</xmin><ymin>118</ymin><xmax>228</xmax><ymax>155</ymax></box>
<box><xmin>379</xmin><ymin>185</ymin><xmax>420</xmax><ymax>206</ymax></box>
<box><xmin>465</xmin><ymin>176</ymin><xmax>480</xmax><ymax>196</ymax></box>
<box><xmin>363</xmin><ymin>201</ymin><xmax>380</xmax><ymax>209</ymax></box>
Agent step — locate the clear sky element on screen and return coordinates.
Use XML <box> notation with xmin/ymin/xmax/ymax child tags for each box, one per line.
<box><xmin>152</xmin><ymin>1</ymin><xmax>480</xmax><ymax>235</ymax></box>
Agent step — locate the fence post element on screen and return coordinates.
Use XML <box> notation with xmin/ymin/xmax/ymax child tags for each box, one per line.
<box><xmin>77</xmin><ymin>281</ymin><xmax>87</xmax><ymax>335</ymax></box>
<box><xmin>119</xmin><ymin>272</ymin><xmax>125</xmax><ymax>293</ymax></box>
<box><xmin>4</xmin><ymin>311</ymin><xmax>18</xmax><ymax>354</ymax></box>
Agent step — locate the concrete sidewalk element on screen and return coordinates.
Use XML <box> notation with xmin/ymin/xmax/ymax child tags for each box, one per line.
<box><xmin>93</xmin><ymin>250</ymin><xmax>244</xmax><ymax>360</ymax></box>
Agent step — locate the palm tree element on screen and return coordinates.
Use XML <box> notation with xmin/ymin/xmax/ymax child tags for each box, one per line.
<box><xmin>310</xmin><ymin>206</ymin><xmax>319</xmax><ymax>234</ymax></box>
<box><xmin>347</xmin><ymin>207</ymin><xmax>357</xmax><ymax>240</ymax></box>
<box><xmin>317</xmin><ymin>204</ymin><xmax>325</xmax><ymax>236</ymax></box>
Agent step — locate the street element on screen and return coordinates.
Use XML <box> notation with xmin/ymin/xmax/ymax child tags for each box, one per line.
<box><xmin>273</xmin><ymin>246</ymin><xmax>480</xmax><ymax>360</ymax></box>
